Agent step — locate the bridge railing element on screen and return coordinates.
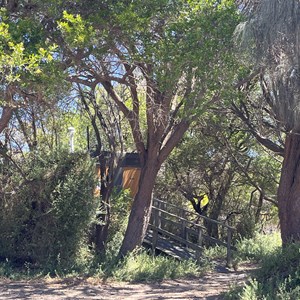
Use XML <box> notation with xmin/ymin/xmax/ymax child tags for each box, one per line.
<box><xmin>149</xmin><ymin>198</ymin><xmax>235</xmax><ymax>266</ymax></box>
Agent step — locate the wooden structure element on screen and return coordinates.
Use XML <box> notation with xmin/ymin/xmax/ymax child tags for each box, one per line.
<box><xmin>95</xmin><ymin>153</ymin><xmax>141</xmax><ymax>197</ymax></box>
<box><xmin>112</xmin><ymin>153</ymin><xmax>141</xmax><ymax>197</ymax></box>
<box><xmin>144</xmin><ymin>198</ymin><xmax>236</xmax><ymax>266</ymax></box>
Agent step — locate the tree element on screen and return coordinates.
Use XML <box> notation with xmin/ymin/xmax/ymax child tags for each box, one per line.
<box><xmin>157</xmin><ymin>111</ymin><xmax>280</xmax><ymax>238</ymax></box>
<box><xmin>236</xmin><ymin>0</ymin><xmax>300</xmax><ymax>243</ymax></box>
<box><xmin>77</xmin><ymin>84</ymin><xmax>125</xmax><ymax>253</ymax></box>
<box><xmin>6</xmin><ymin>0</ymin><xmax>240</xmax><ymax>256</ymax></box>
<box><xmin>51</xmin><ymin>0</ymin><xmax>240</xmax><ymax>257</ymax></box>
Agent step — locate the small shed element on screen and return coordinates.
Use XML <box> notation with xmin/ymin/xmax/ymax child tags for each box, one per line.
<box><xmin>113</xmin><ymin>153</ymin><xmax>141</xmax><ymax>197</ymax></box>
<box><xmin>94</xmin><ymin>153</ymin><xmax>141</xmax><ymax>198</ymax></box>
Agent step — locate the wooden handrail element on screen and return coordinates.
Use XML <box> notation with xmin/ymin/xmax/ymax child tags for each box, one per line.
<box><xmin>147</xmin><ymin>197</ymin><xmax>236</xmax><ymax>266</ymax></box>
<box><xmin>153</xmin><ymin>198</ymin><xmax>235</xmax><ymax>230</ymax></box>
<box><xmin>151</xmin><ymin>206</ymin><xmax>206</xmax><ymax>230</ymax></box>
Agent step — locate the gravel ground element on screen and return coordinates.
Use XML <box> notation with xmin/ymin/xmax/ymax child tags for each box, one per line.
<box><xmin>0</xmin><ymin>263</ymin><xmax>256</xmax><ymax>300</ymax></box>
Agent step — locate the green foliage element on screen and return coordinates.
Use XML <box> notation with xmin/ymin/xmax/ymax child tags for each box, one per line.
<box><xmin>203</xmin><ymin>245</ymin><xmax>228</xmax><ymax>260</ymax></box>
<box><xmin>55</xmin><ymin>0</ymin><xmax>241</xmax><ymax>110</ymax></box>
<box><xmin>235</xmin><ymin>232</ymin><xmax>281</xmax><ymax>262</ymax></box>
<box><xmin>108</xmin><ymin>189</ymin><xmax>131</xmax><ymax>239</ymax></box>
<box><xmin>58</xmin><ymin>11</ymin><xmax>95</xmax><ymax>47</ymax></box>
<box><xmin>0</xmin><ymin>151</ymin><xmax>97</xmax><ymax>273</ymax></box>
<box><xmin>226</xmin><ymin>235</ymin><xmax>300</xmax><ymax>300</ymax></box>
<box><xmin>0</xmin><ymin>16</ymin><xmax>56</xmax><ymax>86</ymax></box>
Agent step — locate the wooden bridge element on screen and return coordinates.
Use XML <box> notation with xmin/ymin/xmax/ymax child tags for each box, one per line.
<box><xmin>143</xmin><ymin>198</ymin><xmax>235</xmax><ymax>266</ymax></box>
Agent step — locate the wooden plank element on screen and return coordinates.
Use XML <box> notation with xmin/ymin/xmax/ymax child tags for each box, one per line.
<box><xmin>148</xmin><ymin>225</ymin><xmax>202</xmax><ymax>252</ymax></box>
<box><xmin>144</xmin><ymin>231</ymin><xmax>198</xmax><ymax>260</ymax></box>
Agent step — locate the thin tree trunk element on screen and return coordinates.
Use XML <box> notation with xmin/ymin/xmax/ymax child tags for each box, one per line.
<box><xmin>206</xmin><ymin>203</ymin><xmax>221</xmax><ymax>239</ymax></box>
<box><xmin>95</xmin><ymin>154</ymin><xmax>114</xmax><ymax>254</ymax></box>
<box><xmin>118</xmin><ymin>159</ymin><xmax>159</xmax><ymax>258</ymax></box>
<box><xmin>255</xmin><ymin>192</ymin><xmax>264</xmax><ymax>224</ymax></box>
<box><xmin>278</xmin><ymin>133</ymin><xmax>300</xmax><ymax>244</ymax></box>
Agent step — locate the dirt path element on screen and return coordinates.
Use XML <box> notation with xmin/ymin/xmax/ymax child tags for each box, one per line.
<box><xmin>0</xmin><ymin>263</ymin><xmax>255</xmax><ymax>300</ymax></box>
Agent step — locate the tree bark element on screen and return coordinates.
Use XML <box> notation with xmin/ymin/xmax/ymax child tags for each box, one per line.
<box><xmin>0</xmin><ymin>107</ymin><xmax>13</xmax><ymax>135</ymax></box>
<box><xmin>278</xmin><ymin>133</ymin><xmax>300</xmax><ymax>244</ymax></box>
<box><xmin>118</xmin><ymin>157</ymin><xmax>160</xmax><ymax>258</ymax></box>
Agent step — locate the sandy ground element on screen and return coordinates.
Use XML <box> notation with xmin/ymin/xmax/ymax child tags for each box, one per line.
<box><xmin>0</xmin><ymin>263</ymin><xmax>255</xmax><ymax>300</ymax></box>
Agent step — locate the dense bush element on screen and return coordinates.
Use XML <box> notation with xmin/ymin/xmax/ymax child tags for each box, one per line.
<box><xmin>0</xmin><ymin>151</ymin><xmax>97</xmax><ymax>272</ymax></box>
<box><xmin>238</xmin><ymin>245</ymin><xmax>300</xmax><ymax>299</ymax></box>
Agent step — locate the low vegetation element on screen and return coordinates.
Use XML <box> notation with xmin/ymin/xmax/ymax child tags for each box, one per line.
<box><xmin>225</xmin><ymin>233</ymin><xmax>300</xmax><ymax>299</ymax></box>
<box><xmin>1</xmin><ymin>226</ymin><xmax>299</xmax><ymax>300</ymax></box>
<box><xmin>0</xmin><ymin>243</ymin><xmax>206</xmax><ymax>283</ymax></box>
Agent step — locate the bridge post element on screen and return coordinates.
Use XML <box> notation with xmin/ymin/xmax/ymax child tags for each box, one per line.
<box><xmin>181</xmin><ymin>220</ymin><xmax>188</xmax><ymax>246</ymax></box>
<box><xmin>195</xmin><ymin>227</ymin><xmax>203</xmax><ymax>262</ymax></box>
<box><xmin>197</xmin><ymin>227</ymin><xmax>203</xmax><ymax>247</ymax></box>
<box><xmin>226</xmin><ymin>228</ymin><xmax>233</xmax><ymax>267</ymax></box>
<box><xmin>158</xmin><ymin>200</ymin><xmax>162</xmax><ymax>229</ymax></box>
<box><xmin>152</xmin><ymin>207</ymin><xmax>159</xmax><ymax>254</ymax></box>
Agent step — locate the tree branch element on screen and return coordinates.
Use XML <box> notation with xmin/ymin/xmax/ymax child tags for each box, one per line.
<box><xmin>231</xmin><ymin>102</ymin><xmax>284</xmax><ymax>155</ymax></box>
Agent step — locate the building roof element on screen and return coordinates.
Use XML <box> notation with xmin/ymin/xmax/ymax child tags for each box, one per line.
<box><xmin>120</xmin><ymin>153</ymin><xmax>141</xmax><ymax>168</ymax></box>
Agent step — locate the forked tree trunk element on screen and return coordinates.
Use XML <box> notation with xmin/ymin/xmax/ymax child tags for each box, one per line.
<box><xmin>118</xmin><ymin>158</ymin><xmax>160</xmax><ymax>258</ymax></box>
<box><xmin>278</xmin><ymin>133</ymin><xmax>300</xmax><ymax>244</ymax></box>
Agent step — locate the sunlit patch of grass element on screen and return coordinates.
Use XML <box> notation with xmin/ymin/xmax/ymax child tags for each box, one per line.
<box><xmin>111</xmin><ymin>250</ymin><xmax>206</xmax><ymax>282</ymax></box>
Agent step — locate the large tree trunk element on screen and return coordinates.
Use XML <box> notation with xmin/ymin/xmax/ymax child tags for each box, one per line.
<box><xmin>278</xmin><ymin>133</ymin><xmax>300</xmax><ymax>244</ymax></box>
<box><xmin>118</xmin><ymin>158</ymin><xmax>159</xmax><ymax>258</ymax></box>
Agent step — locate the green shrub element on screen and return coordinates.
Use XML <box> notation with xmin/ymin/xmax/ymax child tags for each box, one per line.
<box><xmin>107</xmin><ymin>189</ymin><xmax>131</xmax><ymax>241</ymax></box>
<box><xmin>203</xmin><ymin>244</ymin><xmax>227</xmax><ymax>260</ymax></box>
<box><xmin>0</xmin><ymin>151</ymin><xmax>97</xmax><ymax>273</ymax></box>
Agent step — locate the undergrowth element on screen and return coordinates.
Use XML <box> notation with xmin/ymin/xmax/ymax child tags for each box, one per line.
<box><xmin>235</xmin><ymin>231</ymin><xmax>281</xmax><ymax>262</ymax></box>
<box><xmin>110</xmin><ymin>250</ymin><xmax>206</xmax><ymax>282</ymax></box>
<box><xmin>0</xmin><ymin>248</ymin><xmax>207</xmax><ymax>283</ymax></box>
<box><xmin>225</xmin><ymin>233</ymin><xmax>300</xmax><ymax>300</ymax></box>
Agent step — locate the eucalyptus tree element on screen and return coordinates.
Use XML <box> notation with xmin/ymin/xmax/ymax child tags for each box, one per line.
<box><xmin>236</xmin><ymin>0</ymin><xmax>300</xmax><ymax>243</ymax></box>
<box><xmin>9</xmin><ymin>0</ymin><xmax>240</xmax><ymax>256</ymax></box>
<box><xmin>53</xmin><ymin>0</ymin><xmax>240</xmax><ymax>257</ymax></box>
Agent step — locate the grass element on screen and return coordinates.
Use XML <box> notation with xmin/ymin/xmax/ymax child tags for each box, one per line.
<box><xmin>4</xmin><ymin>230</ymin><xmax>294</xmax><ymax>294</ymax></box>
<box><xmin>0</xmin><ymin>247</ymin><xmax>208</xmax><ymax>283</ymax></box>
<box><xmin>110</xmin><ymin>250</ymin><xmax>206</xmax><ymax>282</ymax></box>
<box><xmin>224</xmin><ymin>232</ymin><xmax>300</xmax><ymax>300</ymax></box>
<box><xmin>235</xmin><ymin>231</ymin><xmax>281</xmax><ymax>262</ymax></box>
